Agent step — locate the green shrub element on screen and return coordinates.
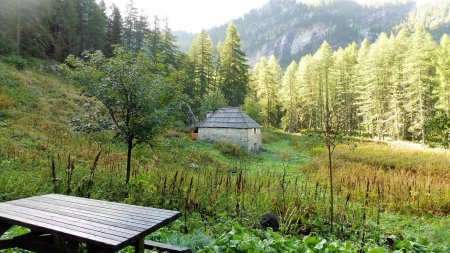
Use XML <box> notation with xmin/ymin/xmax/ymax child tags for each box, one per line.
<box><xmin>215</xmin><ymin>141</ymin><xmax>245</xmax><ymax>157</ymax></box>
<box><xmin>1</xmin><ymin>55</ymin><xmax>28</xmax><ymax>70</ymax></box>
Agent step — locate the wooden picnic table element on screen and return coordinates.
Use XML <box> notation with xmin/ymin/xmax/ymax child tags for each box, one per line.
<box><xmin>0</xmin><ymin>194</ymin><xmax>181</xmax><ymax>253</ymax></box>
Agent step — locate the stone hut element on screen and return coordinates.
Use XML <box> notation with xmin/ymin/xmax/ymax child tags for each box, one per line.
<box><xmin>196</xmin><ymin>107</ymin><xmax>262</xmax><ymax>151</ymax></box>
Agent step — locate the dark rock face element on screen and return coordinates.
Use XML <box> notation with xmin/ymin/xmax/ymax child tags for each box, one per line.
<box><xmin>259</xmin><ymin>213</ymin><xmax>279</xmax><ymax>232</ymax></box>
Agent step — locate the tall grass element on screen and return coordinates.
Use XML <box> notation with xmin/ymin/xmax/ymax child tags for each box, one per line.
<box><xmin>305</xmin><ymin>142</ymin><xmax>450</xmax><ymax>215</ymax></box>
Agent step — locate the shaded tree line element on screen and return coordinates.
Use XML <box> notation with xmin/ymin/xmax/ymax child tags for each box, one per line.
<box><xmin>0</xmin><ymin>0</ymin><xmax>251</xmax><ymax>122</ymax></box>
<box><xmin>0</xmin><ymin>0</ymin><xmax>174</xmax><ymax>61</ymax></box>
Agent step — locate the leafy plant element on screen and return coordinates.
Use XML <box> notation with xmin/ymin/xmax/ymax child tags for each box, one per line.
<box><xmin>0</xmin><ymin>55</ymin><xmax>28</xmax><ymax>70</ymax></box>
<box><xmin>215</xmin><ymin>141</ymin><xmax>245</xmax><ymax>157</ymax></box>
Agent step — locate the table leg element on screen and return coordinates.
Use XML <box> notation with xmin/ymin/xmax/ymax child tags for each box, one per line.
<box><xmin>0</xmin><ymin>222</ymin><xmax>12</xmax><ymax>237</ymax></box>
<box><xmin>134</xmin><ymin>237</ymin><xmax>144</xmax><ymax>253</ymax></box>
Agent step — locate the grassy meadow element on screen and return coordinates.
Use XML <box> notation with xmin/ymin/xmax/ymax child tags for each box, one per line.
<box><xmin>0</xmin><ymin>61</ymin><xmax>449</xmax><ymax>252</ymax></box>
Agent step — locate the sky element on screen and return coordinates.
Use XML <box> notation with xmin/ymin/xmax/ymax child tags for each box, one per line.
<box><xmin>103</xmin><ymin>0</ymin><xmax>270</xmax><ymax>33</ymax></box>
<box><xmin>103</xmin><ymin>0</ymin><xmax>431</xmax><ymax>33</ymax></box>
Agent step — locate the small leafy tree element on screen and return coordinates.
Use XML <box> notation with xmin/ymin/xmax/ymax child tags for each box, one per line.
<box><xmin>199</xmin><ymin>90</ymin><xmax>228</xmax><ymax>119</ymax></box>
<box><xmin>242</xmin><ymin>96</ymin><xmax>263</xmax><ymax>124</ymax></box>
<box><xmin>64</xmin><ymin>48</ymin><xmax>179</xmax><ymax>185</ymax></box>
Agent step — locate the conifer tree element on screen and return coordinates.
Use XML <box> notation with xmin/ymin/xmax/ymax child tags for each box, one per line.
<box><xmin>436</xmin><ymin>34</ymin><xmax>450</xmax><ymax>117</ymax></box>
<box><xmin>123</xmin><ymin>0</ymin><xmax>137</xmax><ymax>51</ymax></box>
<box><xmin>161</xmin><ymin>18</ymin><xmax>179</xmax><ymax>68</ymax></box>
<box><xmin>49</xmin><ymin>0</ymin><xmax>79</xmax><ymax>60</ymax></box>
<box><xmin>360</xmin><ymin>33</ymin><xmax>393</xmax><ymax>139</ymax></box>
<box><xmin>218</xmin><ymin>22</ymin><xmax>249</xmax><ymax>106</ymax></box>
<box><xmin>106</xmin><ymin>4</ymin><xmax>122</xmax><ymax>57</ymax></box>
<box><xmin>297</xmin><ymin>54</ymin><xmax>317</xmax><ymax>129</ymax></box>
<box><xmin>404</xmin><ymin>26</ymin><xmax>437</xmax><ymax>143</ymax></box>
<box><xmin>134</xmin><ymin>12</ymin><xmax>149</xmax><ymax>52</ymax></box>
<box><xmin>189</xmin><ymin>31</ymin><xmax>215</xmax><ymax>100</ymax></box>
<box><xmin>281</xmin><ymin>61</ymin><xmax>300</xmax><ymax>132</ymax></box>
<box><xmin>388</xmin><ymin>29</ymin><xmax>410</xmax><ymax>139</ymax></box>
<box><xmin>333</xmin><ymin>43</ymin><xmax>358</xmax><ymax>133</ymax></box>
<box><xmin>313</xmin><ymin>41</ymin><xmax>335</xmax><ymax>130</ymax></box>
<box><xmin>252</xmin><ymin>56</ymin><xmax>281</xmax><ymax>127</ymax></box>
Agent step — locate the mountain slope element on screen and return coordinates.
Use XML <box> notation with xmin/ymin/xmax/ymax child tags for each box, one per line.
<box><xmin>176</xmin><ymin>0</ymin><xmax>450</xmax><ymax>67</ymax></box>
<box><xmin>176</xmin><ymin>0</ymin><xmax>415</xmax><ymax>66</ymax></box>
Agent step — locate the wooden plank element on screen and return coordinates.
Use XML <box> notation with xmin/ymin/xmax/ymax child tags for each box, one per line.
<box><xmin>0</xmin><ymin>204</ymin><xmax>129</xmax><ymax>241</ymax></box>
<box><xmin>9</xmin><ymin>200</ymin><xmax>144</xmax><ymax>236</ymax></box>
<box><xmin>144</xmin><ymin>240</ymin><xmax>191</xmax><ymax>253</ymax></box>
<box><xmin>9</xmin><ymin>199</ymin><xmax>150</xmax><ymax>231</ymax></box>
<box><xmin>23</xmin><ymin>197</ymin><xmax>169</xmax><ymax>224</ymax></box>
<box><xmin>42</xmin><ymin>194</ymin><xmax>179</xmax><ymax>217</ymax></box>
<box><xmin>1</xmin><ymin>204</ymin><xmax>133</xmax><ymax>239</ymax></box>
<box><xmin>36</xmin><ymin>195</ymin><xmax>178</xmax><ymax>222</ymax></box>
<box><xmin>0</xmin><ymin>206</ymin><xmax>121</xmax><ymax>248</ymax></box>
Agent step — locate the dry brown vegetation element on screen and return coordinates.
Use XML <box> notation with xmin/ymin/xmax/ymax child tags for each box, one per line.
<box><xmin>306</xmin><ymin>142</ymin><xmax>450</xmax><ymax>216</ymax></box>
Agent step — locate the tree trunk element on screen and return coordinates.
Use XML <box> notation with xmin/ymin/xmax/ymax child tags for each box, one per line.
<box><xmin>328</xmin><ymin>144</ymin><xmax>333</xmax><ymax>232</ymax></box>
<box><xmin>126</xmin><ymin>138</ymin><xmax>133</xmax><ymax>185</ymax></box>
<box><xmin>16</xmin><ymin>0</ymin><xmax>21</xmax><ymax>53</ymax></box>
<box><xmin>325</xmin><ymin>74</ymin><xmax>334</xmax><ymax>233</ymax></box>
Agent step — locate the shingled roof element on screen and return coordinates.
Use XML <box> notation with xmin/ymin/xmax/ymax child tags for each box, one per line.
<box><xmin>197</xmin><ymin>107</ymin><xmax>261</xmax><ymax>129</ymax></box>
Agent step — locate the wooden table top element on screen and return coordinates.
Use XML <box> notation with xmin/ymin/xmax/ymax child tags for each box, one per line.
<box><xmin>0</xmin><ymin>194</ymin><xmax>181</xmax><ymax>251</ymax></box>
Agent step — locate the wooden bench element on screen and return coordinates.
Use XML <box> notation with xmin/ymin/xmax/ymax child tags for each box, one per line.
<box><xmin>144</xmin><ymin>240</ymin><xmax>191</xmax><ymax>253</ymax></box>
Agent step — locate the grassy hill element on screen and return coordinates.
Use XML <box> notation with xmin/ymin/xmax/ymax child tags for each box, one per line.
<box><xmin>0</xmin><ymin>60</ymin><xmax>449</xmax><ymax>252</ymax></box>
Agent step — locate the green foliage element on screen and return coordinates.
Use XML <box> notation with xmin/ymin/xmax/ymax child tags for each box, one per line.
<box><xmin>425</xmin><ymin>113</ymin><xmax>450</xmax><ymax>148</ymax></box>
<box><xmin>0</xmin><ymin>29</ymin><xmax>14</xmax><ymax>54</ymax></box>
<box><xmin>0</xmin><ymin>55</ymin><xmax>28</xmax><ymax>70</ymax></box>
<box><xmin>199</xmin><ymin>90</ymin><xmax>228</xmax><ymax>119</ymax></box>
<box><xmin>198</xmin><ymin>223</ymin><xmax>355</xmax><ymax>253</ymax></box>
<box><xmin>63</xmin><ymin>48</ymin><xmax>180</xmax><ymax>184</ymax></box>
<box><xmin>242</xmin><ymin>96</ymin><xmax>263</xmax><ymax>125</ymax></box>
<box><xmin>215</xmin><ymin>141</ymin><xmax>245</xmax><ymax>158</ymax></box>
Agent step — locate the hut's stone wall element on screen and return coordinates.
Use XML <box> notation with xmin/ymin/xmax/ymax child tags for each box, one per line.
<box><xmin>246</xmin><ymin>128</ymin><xmax>262</xmax><ymax>151</ymax></box>
<box><xmin>198</xmin><ymin>127</ymin><xmax>261</xmax><ymax>152</ymax></box>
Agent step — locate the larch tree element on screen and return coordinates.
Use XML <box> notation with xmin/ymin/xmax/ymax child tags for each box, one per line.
<box><xmin>281</xmin><ymin>61</ymin><xmax>300</xmax><ymax>132</ymax></box>
<box><xmin>297</xmin><ymin>54</ymin><xmax>317</xmax><ymax>129</ymax></box>
<box><xmin>313</xmin><ymin>41</ymin><xmax>335</xmax><ymax>130</ymax></box>
<box><xmin>355</xmin><ymin>39</ymin><xmax>371</xmax><ymax>135</ymax></box>
<box><xmin>361</xmin><ymin>33</ymin><xmax>393</xmax><ymax>140</ymax></box>
<box><xmin>388</xmin><ymin>29</ymin><xmax>410</xmax><ymax>140</ymax></box>
<box><xmin>218</xmin><ymin>22</ymin><xmax>249</xmax><ymax>106</ymax></box>
<box><xmin>436</xmin><ymin>34</ymin><xmax>450</xmax><ymax>117</ymax></box>
<box><xmin>404</xmin><ymin>26</ymin><xmax>437</xmax><ymax>143</ymax></box>
<box><xmin>333</xmin><ymin>43</ymin><xmax>358</xmax><ymax>133</ymax></box>
<box><xmin>252</xmin><ymin>56</ymin><xmax>281</xmax><ymax>127</ymax></box>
